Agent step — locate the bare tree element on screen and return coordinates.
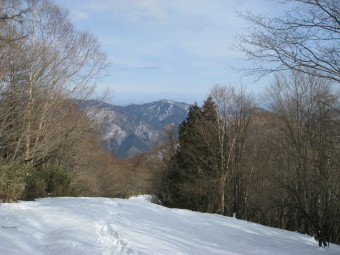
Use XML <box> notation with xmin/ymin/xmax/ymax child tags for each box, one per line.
<box><xmin>0</xmin><ymin>0</ymin><xmax>108</xmax><ymax>166</ymax></box>
<box><xmin>0</xmin><ymin>0</ymin><xmax>29</xmax><ymax>41</ymax></box>
<box><xmin>266</xmin><ymin>70</ymin><xmax>340</xmax><ymax>245</ymax></box>
<box><xmin>0</xmin><ymin>1</ymin><xmax>114</xmax><ymax>201</ymax></box>
<box><xmin>209</xmin><ymin>85</ymin><xmax>256</xmax><ymax>215</ymax></box>
<box><xmin>235</xmin><ymin>0</ymin><xmax>340</xmax><ymax>82</ymax></box>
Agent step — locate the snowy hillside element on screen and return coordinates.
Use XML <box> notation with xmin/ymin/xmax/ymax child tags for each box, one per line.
<box><xmin>0</xmin><ymin>197</ymin><xmax>339</xmax><ymax>255</ymax></box>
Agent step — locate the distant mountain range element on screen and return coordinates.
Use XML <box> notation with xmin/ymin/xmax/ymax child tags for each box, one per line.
<box><xmin>81</xmin><ymin>100</ymin><xmax>190</xmax><ymax>158</ymax></box>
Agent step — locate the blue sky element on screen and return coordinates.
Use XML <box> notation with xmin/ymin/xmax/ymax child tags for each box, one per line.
<box><xmin>55</xmin><ymin>0</ymin><xmax>280</xmax><ymax>105</ymax></box>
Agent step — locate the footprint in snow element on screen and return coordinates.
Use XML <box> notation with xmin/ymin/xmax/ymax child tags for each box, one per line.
<box><xmin>97</xmin><ymin>223</ymin><xmax>135</xmax><ymax>255</ymax></box>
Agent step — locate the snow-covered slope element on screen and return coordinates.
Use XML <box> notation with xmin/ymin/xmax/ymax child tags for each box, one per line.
<box><xmin>0</xmin><ymin>197</ymin><xmax>339</xmax><ymax>255</ymax></box>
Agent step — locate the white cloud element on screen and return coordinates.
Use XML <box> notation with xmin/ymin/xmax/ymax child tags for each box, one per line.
<box><xmin>75</xmin><ymin>0</ymin><xmax>169</xmax><ymax>25</ymax></box>
<box><xmin>70</xmin><ymin>9</ymin><xmax>89</xmax><ymax>21</ymax></box>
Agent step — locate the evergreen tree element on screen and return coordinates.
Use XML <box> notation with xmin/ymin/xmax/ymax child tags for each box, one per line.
<box><xmin>166</xmin><ymin>99</ymin><xmax>220</xmax><ymax>212</ymax></box>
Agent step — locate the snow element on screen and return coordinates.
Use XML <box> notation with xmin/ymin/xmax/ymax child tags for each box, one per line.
<box><xmin>0</xmin><ymin>197</ymin><xmax>339</xmax><ymax>255</ymax></box>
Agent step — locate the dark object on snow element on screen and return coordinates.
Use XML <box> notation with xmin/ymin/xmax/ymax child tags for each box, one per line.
<box><xmin>314</xmin><ymin>231</ymin><xmax>329</xmax><ymax>247</ymax></box>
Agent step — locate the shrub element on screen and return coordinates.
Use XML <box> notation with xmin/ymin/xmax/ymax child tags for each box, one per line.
<box><xmin>0</xmin><ymin>158</ymin><xmax>74</xmax><ymax>202</ymax></box>
<box><xmin>44</xmin><ymin>167</ymin><xmax>73</xmax><ymax>197</ymax></box>
<box><xmin>0</xmin><ymin>158</ymin><xmax>35</xmax><ymax>202</ymax></box>
<box><xmin>25</xmin><ymin>166</ymin><xmax>74</xmax><ymax>200</ymax></box>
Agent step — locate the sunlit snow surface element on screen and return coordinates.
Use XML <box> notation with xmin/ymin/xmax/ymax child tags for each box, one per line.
<box><xmin>0</xmin><ymin>196</ymin><xmax>339</xmax><ymax>255</ymax></box>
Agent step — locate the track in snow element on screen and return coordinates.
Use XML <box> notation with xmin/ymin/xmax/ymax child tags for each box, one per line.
<box><xmin>0</xmin><ymin>196</ymin><xmax>339</xmax><ymax>255</ymax></box>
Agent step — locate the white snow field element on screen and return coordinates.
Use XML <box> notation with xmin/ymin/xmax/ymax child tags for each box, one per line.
<box><xmin>0</xmin><ymin>196</ymin><xmax>339</xmax><ymax>255</ymax></box>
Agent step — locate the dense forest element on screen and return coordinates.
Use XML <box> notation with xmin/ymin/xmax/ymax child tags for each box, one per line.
<box><xmin>0</xmin><ymin>0</ymin><xmax>339</xmax><ymax>247</ymax></box>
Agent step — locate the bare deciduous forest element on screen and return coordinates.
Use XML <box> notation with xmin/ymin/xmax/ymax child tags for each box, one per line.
<box><xmin>0</xmin><ymin>0</ymin><xmax>339</xmax><ymax>247</ymax></box>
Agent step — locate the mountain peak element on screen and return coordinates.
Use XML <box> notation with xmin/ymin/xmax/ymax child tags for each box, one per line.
<box><xmin>82</xmin><ymin>99</ymin><xmax>190</xmax><ymax>158</ymax></box>
<box><xmin>159</xmin><ymin>99</ymin><xmax>174</xmax><ymax>104</ymax></box>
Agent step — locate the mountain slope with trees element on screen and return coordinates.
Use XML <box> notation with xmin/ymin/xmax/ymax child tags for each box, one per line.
<box><xmin>0</xmin><ymin>0</ymin><xmax>338</xmax><ymax>250</ymax></box>
<box><xmin>81</xmin><ymin>100</ymin><xmax>189</xmax><ymax>158</ymax></box>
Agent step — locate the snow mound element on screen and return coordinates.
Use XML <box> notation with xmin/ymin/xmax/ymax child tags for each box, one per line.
<box><xmin>0</xmin><ymin>197</ymin><xmax>339</xmax><ymax>255</ymax></box>
<box><xmin>128</xmin><ymin>194</ymin><xmax>154</xmax><ymax>202</ymax></box>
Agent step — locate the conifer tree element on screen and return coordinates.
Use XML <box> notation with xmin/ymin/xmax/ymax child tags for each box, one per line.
<box><xmin>167</xmin><ymin>99</ymin><xmax>221</xmax><ymax>212</ymax></box>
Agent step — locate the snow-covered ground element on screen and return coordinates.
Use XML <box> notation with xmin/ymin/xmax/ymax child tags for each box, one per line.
<box><xmin>0</xmin><ymin>196</ymin><xmax>339</xmax><ymax>255</ymax></box>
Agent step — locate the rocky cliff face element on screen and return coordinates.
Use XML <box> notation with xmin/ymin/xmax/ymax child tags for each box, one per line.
<box><xmin>81</xmin><ymin>100</ymin><xmax>189</xmax><ymax>158</ymax></box>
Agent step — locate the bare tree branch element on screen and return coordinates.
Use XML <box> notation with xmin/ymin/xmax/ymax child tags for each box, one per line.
<box><xmin>235</xmin><ymin>0</ymin><xmax>340</xmax><ymax>82</ymax></box>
